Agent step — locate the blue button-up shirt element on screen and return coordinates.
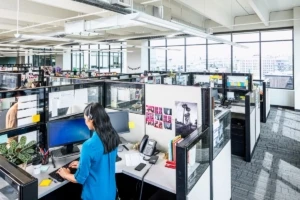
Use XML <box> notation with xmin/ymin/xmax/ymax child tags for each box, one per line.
<box><xmin>75</xmin><ymin>132</ymin><xmax>117</xmax><ymax>200</ymax></box>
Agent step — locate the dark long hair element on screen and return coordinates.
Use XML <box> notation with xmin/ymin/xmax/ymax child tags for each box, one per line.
<box><xmin>84</xmin><ymin>103</ymin><xmax>120</xmax><ymax>154</ymax></box>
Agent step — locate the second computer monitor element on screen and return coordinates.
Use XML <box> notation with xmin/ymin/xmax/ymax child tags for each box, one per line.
<box><xmin>107</xmin><ymin>111</ymin><xmax>129</xmax><ymax>134</ymax></box>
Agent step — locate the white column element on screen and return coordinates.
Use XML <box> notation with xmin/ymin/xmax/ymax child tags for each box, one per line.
<box><xmin>294</xmin><ymin>7</ymin><xmax>300</xmax><ymax>110</ymax></box>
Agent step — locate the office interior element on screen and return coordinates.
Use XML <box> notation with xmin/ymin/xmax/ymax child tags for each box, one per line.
<box><xmin>0</xmin><ymin>0</ymin><xmax>299</xmax><ymax>200</ymax></box>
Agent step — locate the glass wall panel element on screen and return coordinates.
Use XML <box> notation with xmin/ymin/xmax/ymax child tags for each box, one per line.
<box><xmin>167</xmin><ymin>46</ymin><xmax>184</xmax><ymax>71</ymax></box>
<box><xmin>186</xmin><ymin>45</ymin><xmax>206</xmax><ymax>72</ymax></box>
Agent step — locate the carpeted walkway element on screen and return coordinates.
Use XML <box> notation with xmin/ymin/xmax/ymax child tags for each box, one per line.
<box><xmin>232</xmin><ymin>107</ymin><xmax>300</xmax><ymax>200</ymax></box>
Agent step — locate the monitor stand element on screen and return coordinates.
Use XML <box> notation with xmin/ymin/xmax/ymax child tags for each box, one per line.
<box><xmin>52</xmin><ymin>144</ymin><xmax>80</xmax><ymax>158</ymax></box>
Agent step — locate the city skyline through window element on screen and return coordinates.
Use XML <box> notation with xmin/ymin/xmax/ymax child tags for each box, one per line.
<box><xmin>149</xmin><ymin>29</ymin><xmax>293</xmax><ymax>89</ymax></box>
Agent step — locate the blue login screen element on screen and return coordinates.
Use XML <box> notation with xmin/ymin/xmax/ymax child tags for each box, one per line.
<box><xmin>47</xmin><ymin>118</ymin><xmax>91</xmax><ymax>148</ymax></box>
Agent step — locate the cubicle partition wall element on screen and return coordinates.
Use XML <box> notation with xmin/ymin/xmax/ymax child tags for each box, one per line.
<box><xmin>47</xmin><ymin>79</ymin><xmax>104</xmax><ymax>122</ymax></box>
<box><xmin>245</xmin><ymin>90</ymin><xmax>260</xmax><ymax>162</ymax></box>
<box><xmin>176</xmin><ymin>127</ymin><xmax>211</xmax><ymax>200</ymax></box>
<box><xmin>145</xmin><ymin>84</ymin><xmax>202</xmax><ymax>151</ymax></box>
<box><xmin>104</xmin><ymin>81</ymin><xmax>145</xmax><ymax>143</ymax></box>
<box><xmin>0</xmin><ymin>72</ymin><xmax>22</xmax><ymax>90</ymax></box>
<box><xmin>213</xmin><ymin>110</ymin><xmax>231</xmax><ymax>200</ymax></box>
<box><xmin>263</xmin><ymin>80</ymin><xmax>270</xmax><ymax>122</ymax></box>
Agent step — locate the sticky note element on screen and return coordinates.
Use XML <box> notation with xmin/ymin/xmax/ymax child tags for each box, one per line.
<box><xmin>41</xmin><ymin>166</ymin><xmax>49</xmax><ymax>172</ymax></box>
<box><xmin>128</xmin><ymin>122</ymin><xmax>135</xmax><ymax>129</ymax></box>
<box><xmin>32</xmin><ymin>114</ymin><xmax>40</xmax><ymax>123</ymax></box>
<box><xmin>40</xmin><ymin>179</ymin><xmax>52</xmax><ymax>187</ymax></box>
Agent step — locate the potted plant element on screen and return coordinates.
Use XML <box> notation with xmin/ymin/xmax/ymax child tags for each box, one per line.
<box><xmin>0</xmin><ymin>136</ymin><xmax>36</xmax><ymax>169</ymax></box>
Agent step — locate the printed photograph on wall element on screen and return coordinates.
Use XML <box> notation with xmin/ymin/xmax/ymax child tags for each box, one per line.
<box><xmin>162</xmin><ymin>107</ymin><xmax>172</xmax><ymax>131</ymax></box>
<box><xmin>145</xmin><ymin>105</ymin><xmax>155</xmax><ymax>126</ymax></box>
<box><xmin>154</xmin><ymin>121</ymin><xmax>163</xmax><ymax>129</ymax></box>
<box><xmin>175</xmin><ymin>102</ymin><xmax>197</xmax><ymax>137</ymax></box>
<box><xmin>164</xmin><ymin>108</ymin><xmax>172</xmax><ymax>115</ymax></box>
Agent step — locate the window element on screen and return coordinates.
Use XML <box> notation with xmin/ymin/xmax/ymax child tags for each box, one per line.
<box><xmin>81</xmin><ymin>45</ymin><xmax>89</xmax><ymax>70</ymax></box>
<box><xmin>186</xmin><ymin>37</ymin><xmax>206</xmax><ymax>45</ymax></box>
<box><xmin>261</xmin><ymin>30</ymin><xmax>292</xmax><ymax>41</ymax></box>
<box><xmin>186</xmin><ymin>45</ymin><xmax>206</xmax><ymax>72</ymax></box>
<box><xmin>90</xmin><ymin>45</ymin><xmax>99</xmax><ymax>71</ymax></box>
<box><xmin>167</xmin><ymin>38</ymin><xmax>184</xmax><ymax>46</ymax></box>
<box><xmin>150</xmin><ymin>49</ymin><xmax>166</xmax><ymax>71</ymax></box>
<box><xmin>167</xmin><ymin>46</ymin><xmax>184</xmax><ymax>71</ymax></box>
<box><xmin>233</xmin><ymin>32</ymin><xmax>259</xmax><ymax>42</ymax></box>
<box><xmin>100</xmin><ymin>52</ymin><xmax>109</xmax><ymax>72</ymax></box>
<box><xmin>147</xmin><ymin>29</ymin><xmax>294</xmax><ymax>89</ymax></box>
<box><xmin>208</xmin><ymin>44</ymin><xmax>231</xmax><ymax>72</ymax></box>
<box><xmin>110</xmin><ymin>52</ymin><xmax>121</xmax><ymax>73</ymax></box>
<box><xmin>150</xmin><ymin>39</ymin><xmax>165</xmax><ymax>46</ymax></box>
<box><xmin>72</xmin><ymin>45</ymin><xmax>81</xmax><ymax>70</ymax></box>
<box><xmin>233</xmin><ymin>43</ymin><xmax>260</xmax><ymax>79</ymax></box>
<box><xmin>261</xmin><ymin>41</ymin><xmax>293</xmax><ymax>89</ymax></box>
<box><xmin>208</xmin><ymin>34</ymin><xmax>231</xmax><ymax>44</ymax></box>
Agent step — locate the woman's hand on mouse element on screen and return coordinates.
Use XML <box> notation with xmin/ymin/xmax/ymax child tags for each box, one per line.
<box><xmin>69</xmin><ymin>161</ymin><xmax>79</xmax><ymax>169</ymax></box>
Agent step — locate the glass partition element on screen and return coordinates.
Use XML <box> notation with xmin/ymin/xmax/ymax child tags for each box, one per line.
<box><xmin>48</xmin><ymin>81</ymin><xmax>104</xmax><ymax>120</ymax></box>
<box><xmin>105</xmin><ymin>82</ymin><xmax>145</xmax><ymax>114</ymax></box>
<box><xmin>176</xmin><ymin>126</ymin><xmax>210</xmax><ymax>199</ymax></box>
<box><xmin>0</xmin><ymin>88</ymin><xmax>44</xmax><ymax>133</ymax></box>
<box><xmin>213</xmin><ymin>110</ymin><xmax>231</xmax><ymax>159</ymax></box>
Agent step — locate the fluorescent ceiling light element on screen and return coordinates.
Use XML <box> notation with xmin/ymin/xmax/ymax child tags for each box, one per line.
<box><xmin>141</xmin><ymin>0</ymin><xmax>161</xmax><ymax>5</ymax></box>
<box><xmin>14</xmin><ymin>34</ymin><xmax>75</xmax><ymax>43</ymax></box>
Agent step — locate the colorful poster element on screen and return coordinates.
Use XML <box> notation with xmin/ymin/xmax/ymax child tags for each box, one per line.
<box><xmin>175</xmin><ymin>102</ymin><xmax>197</xmax><ymax>137</ymax></box>
<box><xmin>145</xmin><ymin>105</ymin><xmax>154</xmax><ymax>126</ymax></box>
<box><xmin>163</xmin><ymin>108</ymin><xmax>172</xmax><ymax>131</ymax></box>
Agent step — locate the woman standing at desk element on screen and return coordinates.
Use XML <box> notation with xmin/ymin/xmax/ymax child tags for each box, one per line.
<box><xmin>57</xmin><ymin>103</ymin><xmax>120</xmax><ymax>200</ymax></box>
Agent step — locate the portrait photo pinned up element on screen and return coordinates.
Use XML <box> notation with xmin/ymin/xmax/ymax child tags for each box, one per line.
<box><xmin>164</xmin><ymin>122</ymin><xmax>172</xmax><ymax>130</ymax></box>
<box><xmin>154</xmin><ymin>121</ymin><xmax>163</xmax><ymax>129</ymax></box>
<box><xmin>155</xmin><ymin>114</ymin><xmax>162</xmax><ymax>121</ymax></box>
<box><xmin>163</xmin><ymin>108</ymin><xmax>172</xmax><ymax>116</ymax></box>
<box><xmin>146</xmin><ymin>105</ymin><xmax>154</xmax><ymax>113</ymax></box>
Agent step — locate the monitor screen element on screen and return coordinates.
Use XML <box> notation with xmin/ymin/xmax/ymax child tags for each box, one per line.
<box><xmin>212</xmin><ymin>89</ymin><xmax>219</xmax><ymax>100</ymax></box>
<box><xmin>108</xmin><ymin>111</ymin><xmax>129</xmax><ymax>134</ymax></box>
<box><xmin>47</xmin><ymin>118</ymin><xmax>90</xmax><ymax>148</ymax></box>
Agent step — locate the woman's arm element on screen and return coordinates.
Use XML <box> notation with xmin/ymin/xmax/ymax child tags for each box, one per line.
<box><xmin>64</xmin><ymin>172</ymin><xmax>78</xmax><ymax>183</ymax></box>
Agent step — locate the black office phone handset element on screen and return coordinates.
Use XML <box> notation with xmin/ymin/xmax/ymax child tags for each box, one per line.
<box><xmin>139</xmin><ymin>135</ymin><xmax>157</xmax><ymax>157</ymax></box>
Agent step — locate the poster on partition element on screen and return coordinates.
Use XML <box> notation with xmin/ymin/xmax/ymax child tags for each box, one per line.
<box><xmin>175</xmin><ymin>101</ymin><xmax>197</xmax><ymax>137</ymax></box>
<box><xmin>146</xmin><ymin>105</ymin><xmax>173</xmax><ymax>131</ymax></box>
<box><xmin>163</xmin><ymin>108</ymin><xmax>172</xmax><ymax>130</ymax></box>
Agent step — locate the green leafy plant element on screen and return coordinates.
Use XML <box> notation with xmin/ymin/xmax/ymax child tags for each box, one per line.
<box><xmin>0</xmin><ymin>136</ymin><xmax>36</xmax><ymax>165</ymax></box>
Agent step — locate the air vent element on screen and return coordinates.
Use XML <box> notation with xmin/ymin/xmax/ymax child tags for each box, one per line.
<box><xmin>111</xmin><ymin>0</ymin><xmax>132</xmax><ymax>8</ymax></box>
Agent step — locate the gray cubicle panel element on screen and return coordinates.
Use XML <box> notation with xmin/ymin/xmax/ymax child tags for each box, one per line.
<box><xmin>213</xmin><ymin>110</ymin><xmax>231</xmax><ymax>200</ymax></box>
<box><xmin>105</xmin><ymin>108</ymin><xmax>145</xmax><ymax>144</ymax></box>
<box><xmin>145</xmin><ymin>84</ymin><xmax>202</xmax><ymax>151</ymax></box>
<box><xmin>176</xmin><ymin>127</ymin><xmax>211</xmax><ymax>200</ymax></box>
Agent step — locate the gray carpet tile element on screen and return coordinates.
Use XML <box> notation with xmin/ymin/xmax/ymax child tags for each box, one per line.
<box><xmin>232</xmin><ymin>107</ymin><xmax>300</xmax><ymax>200</ymax></box>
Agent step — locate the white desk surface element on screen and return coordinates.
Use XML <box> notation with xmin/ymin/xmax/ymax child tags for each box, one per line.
<box><xmin>229</xmin><ymin>105</ymin><xmax>245</xmax><ymax>114</ymax></box>
<box><xmin>27</xmin><ymin>145</ymin><xmax>176</xmax><ymax>199</ymax></box>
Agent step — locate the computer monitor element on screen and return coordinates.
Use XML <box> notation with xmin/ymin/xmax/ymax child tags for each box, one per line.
<box><xmin>212</xmin><ymin>89</ymin><xmax>219</xmax><ymax>100</ymax></box>
<box><xmin>47</xmin><ymin>117</ymin><xmax>91</xmax><ymax>157</ymax></box>
<box><xmin>108</xmin><ymin>111</ymin><xmax>129</xmax><ymax>134</ymax></box>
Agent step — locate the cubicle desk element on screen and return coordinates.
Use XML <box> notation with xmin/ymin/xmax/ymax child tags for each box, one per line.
<box><xmin>26</xmin><ymin>146</ymin><xmax>175</xmax><ymax>199</ymax></box>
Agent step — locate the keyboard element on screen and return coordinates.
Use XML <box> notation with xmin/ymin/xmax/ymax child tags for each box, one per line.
<box><xmin>49</xmin><ymin>158</ymin><xmax>79</xmax><ymax>182</ymax></box>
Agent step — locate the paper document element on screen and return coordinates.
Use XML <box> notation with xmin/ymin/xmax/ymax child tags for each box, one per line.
<box><xmin>59</xmin><ymin>90</ymin><xmax>74</xmax><ymax>108</ymax></box>
<box><xmin>125</xmin><ymin>153</ymin><xmax>146</xmax><ymax>167</ymax></box>
<box><xmin>74</xmin><ymin>88</ymin><xmax>88</xmax><ymax>105</ymax></box>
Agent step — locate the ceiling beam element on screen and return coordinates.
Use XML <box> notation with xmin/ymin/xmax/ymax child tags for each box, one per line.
<box><xmin>28</xmin><ymin>0</ymin><xmax>112</xmax><ymax>17</ymax></box>
<box><xmin>174</xmin><ymin>0</ymin><xmax>233</xmax><ymax>29</ymax></box>
<box><xmin>247</xmin><ymin>0</ymin><xmax>270</xmax><ymax>26</ymax></box>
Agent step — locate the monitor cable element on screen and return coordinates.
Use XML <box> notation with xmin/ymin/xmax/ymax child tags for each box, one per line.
<box><xmin>139</xmin><ymin>164</ymin><xmax>153</xmax><ymax>200</ymax></box>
